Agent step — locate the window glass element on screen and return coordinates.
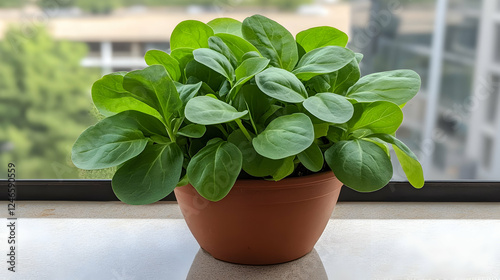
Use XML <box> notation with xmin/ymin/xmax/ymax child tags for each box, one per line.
<box><xmin>1</xmin><ymin>0</ymin><xmax>499</xmax><ymax>181</ymax></box>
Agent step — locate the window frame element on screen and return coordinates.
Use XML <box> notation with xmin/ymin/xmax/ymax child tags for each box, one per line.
<box><xmin>2</xmin><ymin>180</ymin><xmax>500</xmax><ymax>202</ymax></box>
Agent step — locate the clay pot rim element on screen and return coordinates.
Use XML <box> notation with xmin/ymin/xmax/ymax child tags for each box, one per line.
<box><xmin>228</xmin><ymin>171</ymin><xmax>341</xmax><ymax>190</ymax></box>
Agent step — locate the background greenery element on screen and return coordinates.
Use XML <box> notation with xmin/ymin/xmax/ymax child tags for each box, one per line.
<box><xmin>0</xmin><ymin>26</ymin><xmax>100</xmax><ymax>179</ymax></box>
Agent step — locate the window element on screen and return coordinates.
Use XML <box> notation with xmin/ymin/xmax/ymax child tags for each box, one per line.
<box><xmin>1</xmin><ymin>0</ymin><xmax>499</xmax><ymax>186</ymax></box>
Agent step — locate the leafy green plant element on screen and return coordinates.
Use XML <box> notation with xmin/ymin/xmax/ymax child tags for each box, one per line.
<box><xmin>72</xmin><ymin>15</ymin><xmax>424</xmax><ymax>204</ymax></box>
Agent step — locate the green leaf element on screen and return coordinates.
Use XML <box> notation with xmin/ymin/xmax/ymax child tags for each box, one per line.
<box><xmin>144</xmin><ymin>50</ymin><xmax>181</xmax><ymax>81</ymax></box>
<box><xmin>292</xmin><ymin>46</ymin><xmax>355</xmax><ymax>81</ymax></box>
<box><xmin>170</xmin><ymin>20</ymin><xmax>214</xmax><ymax>50</ymax></box>
<box><xmin>174</xmin><ymin>81</ymin><xmax>202</xmax><ymax>106</ymax></box>
<box><xmin>326</xmin><ymin>126</ymin><xmax>345</xmax><ymax>142</ymax></box>
<box><xmin>185</xmin><ymin>96</ymin><xmax>248</xmax><ymax>125</ymax></box>
<box><xmin>235</xmin><ymin>57</ymin><xmax>270</xmax><ymax>84</ymax></box>
<box><xmin>91</xmin><ymin>72</ymin><xmax>163</xmax><ymax>120</ymax></box>
<box><xmin>252</xmin><ymin>113</ymin><xmax>314</xmax><ymax>160</ymax></box>
<box><xmin>232</xmin><ymin>84</ymin><xmax>270</xmax><ymax>127</ymax></box>
<box><xmin>187</xmin><ymin>141</ymin><xmax>242</xmax><ymax>201</ymax></box>
<box><xmin>112</xmin><ymin>142</ymin><xmax>183</xmax><ymax>205</ymax></box>
<box><xmin>303</xmin><ymin>92</ymin><xmax>354</xmax><ymax>124</ymax></box>
<box><xmin>214</xmin><ymin>33</ymin><xmax>260</xmax><ymax>63</ymax></box>
<box><xmin>177</xmin><ymin>124</ymin><xmax>206</xmax><ymax>138</ymax></box>
<box><xmin>325</xmin><ymin>139</ymin><xmax>393</xmax><ymax>192</ymax></box>
<box><xmin>329</xmin><ymin>56</ymin><xmax>361</xmax><ymax>94</ymax></box>
<box><xmin>241</xmin><ymin>51</ymin><xmax>261</xmax><ymax>61</ymax></box>
<box><xmin>229</xmin><ymin>57</ymin><xmax>270</xmax><ymax>100</ymax></box>
<box><xmin>228</xmin><ymin>129</ymin><xmax>284</xmax><ymax>177</ymax></box>
<box><xmin>255</xmin><ymin>67</ymin><xmax>307</xmax><ymax>103</ymax></box>
<box><xmin>297</xmin><ymin>142</ymin><xmax>324</xmax><ymax>172</ymax></box>
<box><xmin>177</xmin><ymin>174</ymin><xmax>189</xmax><ymax>187</ymax></box>
<box><xmin>271</xmin><ymin>156</ymin><xmax>295</xmax><ymax>181</ymax></box>
<box><xmin>346</xmin><ymin>70</ymin><xmax>421</xmax><ymax>105</ymax></box>
<box><xmin>371</xmin><ymin>134</ymin><xmax>424</xmax><ymax>189</ymax></box>
<box><xmin>208</xmin><ymin>36</ymin><xmax>238</xmax><ymax>69</ymax></box>
<box><xmin>306</xmin><ymin>74</ymin><xmax>332</xmax><ymax>94</ymax></box>
<box><xmin>296</xmin><ymin>26</ymin><xmax>348</xmax><ymax>52</ymax></box>
<box><xmin>72</xmin><ymin>112</ymin><xmax>151</xmax><ymax>170</ymax></box>
<box><xmin>171</xmin><ymin>47</ymin><xmax>195</xmax><ymax>81</ymax></box>
<box><xmin>123</xmin><ymin>65</ymin><xmax>182</xmax><ymax>123</ymax></box>
<box><xmin>242</xmin><ymin>14</ymin><xmax>298</xmax><ymax>71</ymax></box>
<box><xmin>185</xmin><ymin>60</ymin><xmax>226</xmax><ymax>91</ymax></box>
<box><xmin>314</xmin><ymin>123</ymin><xmax>329</xmax><ymax>138</ymax></box>
<box><xmin>207</xmin><ymin>17</ymin><xmax>243</xmax><ymax>37</ymax></box>
<box><xmin>193</xmin><ymin>48</ymin><xmax>235</xmax><ymax>83</ymax></box>
<box><xmin>362</xmin><ymin>137</ymin><xmax>390</xmax><ymax>157</ymax></box>
<box><xmin>348</xmin><ymin>101</ymin><xmax>403</xmax><ymax>137</ymax></box>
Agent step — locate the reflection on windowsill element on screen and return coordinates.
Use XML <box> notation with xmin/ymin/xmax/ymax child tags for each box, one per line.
<box><xmin>187</xmin><ymin>248</ymin><xmax>327</xmax><ymax>280</ymax></box>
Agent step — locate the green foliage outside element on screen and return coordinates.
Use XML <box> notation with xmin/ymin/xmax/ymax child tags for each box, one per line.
<box><xmin>0</xmin><ymin>26</ymin><xmax>101</xmax><ymax>179</ymax></box>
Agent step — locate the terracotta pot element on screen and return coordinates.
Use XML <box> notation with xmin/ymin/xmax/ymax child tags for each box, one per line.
<box><xmin>174</xmin><ymin>171</ymin><xmax>343</xmax><ymax>265</ymax></box>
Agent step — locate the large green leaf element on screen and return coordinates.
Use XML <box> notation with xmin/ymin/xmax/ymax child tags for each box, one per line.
<box><xmin>231</xmin><ymin>84</ymin><xmax>271</xmax><ymax>133</ymax></box>
<box><xmin>235</xmin><ymin>57</ymin><xmax>270</xmax><ymax>85</ymax></box>
<box><xmin>177</xmin><ymin>124</ymin><xmax>206</xmax><ymax>138</ymax></box>
<box><xmin>91</xmin><ymin>72</ymin><xmax>163</xmax><ymax>120</ymax></box>
<box><xmin>325</xmin><ymin>139</ymin><xmax>393</xmax><ymax>192</ymax></box>
<box><xmin>329</xmin><ymin>54</ymin><xmax>362</xmax><ymax>94</ymax></box>
<box><xmin>185</xmin><ymin>96</ymin><xmax>248</xmax><ymax>125</ymax></box>
<box><xmin>112</xmin><ymin>142</ymin><xmax>183</xmax><ymax>205</ymax></box>
<box><xmin>72</xmin><ymin>112</ymin><xmax>151</xmax><ymax>170</ymax></box>
<box><xmin>170</xmin><ymin>20</ymin><xmax>214</xmax><ymax>50</ymax></box>
<box><xmin>241</xmin><ymin>51</ymin><xmax>261</xmax><ymax>61</ymax></box>
<box><xmin>292</xmin><ymin>46</ymin><xmax>355</xmax><ymax>81</ymax></box>
<box><xmin>297</xmin><ymin>142</ymin><xmax>324</xmax><ymax>172</ymax></box>
<box><xmin>123</xmin><ymin>65</ymin><xmax>182</xmax><ymax>123</ymax></box>
<box><xmin>170</xmin><ymin>47</ymin><xmax>195</xmax><ymax>81</ymax></box>
<box><xmin>303</xmin><ymin>92</ymin><xmax>354</xmax><ymax>123</ymax></box>
<box><xmin>242</xmin><ymin>15</ymin><xmax>298</xmax><ymax>71</ymax></box>
<box><xmin>228</xmin><ymin>129</ymin><xmax>284</xmax><ymax>177</ymax></box>
<box><xmin>255</xmin><ymin>67</ymin><xmax>307</xmax><ymax>103</ymax></box>
<box><xmin>348</xmin><ymin>101</ymin><xmax>403</xmax><ymax>137</ymax></box>
<box><xmin>214</xmin><ymin>33</ymin><xmax>260</xmax><ymax>63</ymax></box>
<box><xmin>252</xmin><ymin>113</ymin><xmax>314</xmax><ymax>159</ymax></box>
<box><xmin>271</xmin><ymin>156</ymin><xmax>295</xmax><ymax>181</ymax></box>
<box><xmin>346</xmin><ymin>70</ymin><xmax>421</xmax><ymax>105</ymax></box>
<box><xmin>207</xmin><ymin>17</ymin><xmax>243</xmax><ymax>37</ymax></box>
<box><xmin>185</xmin><ymin>60</ymin><xmax>226</xmax><ymax>92</ymax></box>
<box><xmin>229</xmin><ymin>57</ymin><xmax>270</xmax><ymax>99</ymax></box>
<box><xmin>187</xmin><ymin>141</ymin><xmax>242</xmax><ymax>201</ymax></box>
<box><xmin>144</xmin><ymin>50</ymin><xmax>181</xmax><ymax>81</ymax></box>
<box><xmin>174</xmin><ymin>81</ymin><xmax>202</xmax><ymax>106</ymax></box>
<box><xmin>371</xmin><ymin>134</ymin><xmax>424</xmax><ymax>189</ymax></box>
<box><xmin>193</xmin><ymin>48</ymin><xmax>235</xmax><ymax>83</ymax></box>
<box><xmin>208</xmin><ymin>36</ymin><xmax>238</xmax><ymax>69</ymax></box>
<box><xmin>296</xmin><ymin>26</ymin><xmax>348</xmax><ymax>52</ymax></box>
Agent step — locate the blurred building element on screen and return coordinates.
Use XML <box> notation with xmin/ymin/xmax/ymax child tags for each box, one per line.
<box><xmin>0</xmin><ymin>4</ymin><xmax>350</xmax><ymax>74</ymax></box>
<box><xmin>350</xmin><ymin>0</ymin><xmax>500</xmax><ymax>180</ymax></box>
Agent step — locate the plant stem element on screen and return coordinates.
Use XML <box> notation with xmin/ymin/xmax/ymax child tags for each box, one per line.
<box><xmin>164</xmin><ymin>120</ymin><xmax>176</xmax><ymax>142</ymax></box>
<box><xmin>215</xmin><ymin>124</ymin><xmax>229</xmax><ymax>138</ymax></box>
<box><xmin>235</xmin><ymin>119</ymin><xmax>252</xmax><ymax>142</ymax></box>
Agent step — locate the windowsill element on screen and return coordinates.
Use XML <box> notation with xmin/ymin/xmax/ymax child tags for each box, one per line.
<box><xmin>6</xmin><ymin>201</ymin><xmax>500</xmax><ymax>219</ymax></box>
<box><xmin>1</xmin><ymin>202</ymin><xmax>499</xmax><ymax>278</ymax></box>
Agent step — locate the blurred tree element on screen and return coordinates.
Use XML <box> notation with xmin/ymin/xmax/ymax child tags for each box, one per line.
<box><xmin>0</xmin><ymin>0</ymin><xmax>29</xmax><ymax>8</ymax></box>
<box><xmin>0</xmin><ymin>25</ymin><xmax>100</xmax><ymax>179</ymax></box>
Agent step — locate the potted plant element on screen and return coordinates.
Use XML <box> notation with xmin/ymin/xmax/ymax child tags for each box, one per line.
<box><xmin>72</xmin><ymin>14</ymin><xmax>424</xmax><ymax>265</ymax></box>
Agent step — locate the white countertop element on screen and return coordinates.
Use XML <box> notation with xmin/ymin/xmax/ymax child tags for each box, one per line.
<box><xmin>1</xmin><ymin>202</ymin><xmax>499</xmax><ymax>279</ymax></box>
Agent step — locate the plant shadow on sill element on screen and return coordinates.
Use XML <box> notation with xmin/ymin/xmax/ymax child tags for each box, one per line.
<box><xmin>186</xmin><ymin>248</ymin><xmax>327</xmax><ymax>280</ymax></box>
